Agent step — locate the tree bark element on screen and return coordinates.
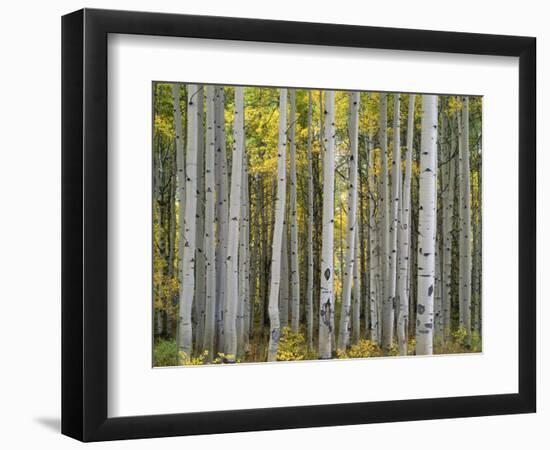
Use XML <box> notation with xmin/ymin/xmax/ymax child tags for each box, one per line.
<box><xmin>280</xmin><ymin>217</ymin><xmax>290</xmax><ymax>328</ymax></box>
<box><xmin>318</xmin><ymin>90</ymin><xmax>336</xmax><ymax>359</ymax></box>
<box><xmin>384</xmin><ymin>94</ymin><xmax>401</xmax><ymax>354</ymax></box>
<box><xmin>442</xmin><ymin>110</ymin><xmax>454</xmax><ymax>342</ymax></box>
<box><xmin>458</xmin><ymin>96</ymin><xmax>472</xmax><ymax>346</ymax></box>
<box><xmin>267</xmin><ymin>89</ymin><xmax>288</xmax><ymax>362</ymax></box>
<box><xmin>177</xmin><ymin>84</ymin><xmax>200</xmax><ymax>361</ymax></box>
<box><xmin>397</xmin><ymin>94</ymin><xmax>415</xmax><ymax>355</ymax></box>
<box><xmin>223</xmin><ymin>86</ymin><xmax>245</xmax><ymax>362</ymax></box>
<box><xmin>368</xmin><ymin>138</ymin><xmax>380</xmax><ymax>344</ymax></box>
<box><xmin>203</xmin><ymin>85</ymin><xmax>217</xmax><ymax>360</ymax></box>
<box><xmin>352</xmin><ymin>225</ymin><xmax>361</xmax><ymax>345</ymax></box>
<box><xmin>415</xmin><ymin>94</ymin><xmax>438</xmax><ymax>356</ymax></box>
<box><xmin>337</xmin><ymin>92</ymin><xmax>359</xmax><ymax>351</ymax></box>
<box><xmin>289</xmin><ymin>89</ymin><xmax>301</xmax><ymax>333</ymax></box>
<box><xmin>306</xmin><ymin>91</ymin><xmax>315</xmax><ymax>350</ymax></box>
<box><xmin>194</xmin><ymin>87</ymin><xmax>206</xmax><ymax>352</ymax></box>
<box><xmin>215</xmin><ymin>87</ymin><xmax>228</xmax><ymax>353</ymax></box>
<box><xmin>379</xmin><ymin>94</ymin><xmax>392</xmax><ymax>352</ymax></box>
<box><xmin>238</xmin><ymin>148</ymin><xmax>250</xmax><ymax>357</ymax></box>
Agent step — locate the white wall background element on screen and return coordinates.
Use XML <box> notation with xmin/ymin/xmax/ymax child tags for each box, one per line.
<box><xmin>0</xmin><ymin>1</ymin><xmax>545</xmax><ymax>448</ymax></box>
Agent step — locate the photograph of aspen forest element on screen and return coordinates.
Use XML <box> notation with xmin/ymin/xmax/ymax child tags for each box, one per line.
<box><xmin>153</xmin><ymin>82</ymin><xmax>482</xmax><ymax>366</ymax></box>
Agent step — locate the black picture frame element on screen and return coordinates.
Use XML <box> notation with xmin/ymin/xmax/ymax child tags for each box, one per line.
<box><xmin>62</xmin><ymin>8</ymin><xmax>536</xmax><ymax>442</ymax></box>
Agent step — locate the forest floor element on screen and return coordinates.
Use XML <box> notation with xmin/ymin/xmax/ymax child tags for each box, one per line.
<box><xmin>153</xmin><ymin>327</ymin><xmax>481</xmax><ymax>367</ymax></box>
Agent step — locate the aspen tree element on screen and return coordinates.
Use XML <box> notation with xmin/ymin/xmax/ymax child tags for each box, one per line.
<box><xmin>195</xmin><ymin>87</ymin><xmax>206</xmax><ymax>350</ymax></box>
<box><xmin>318</xmin><ymin>90</ymin><xmax>336</xmax><ymax>359</ymax></box>
<box><xmin>352</xmin><ymin>225</ymin><xmax>361</xmax><ymax>345</ymax></box>
<box><xmin>288</xmin><ymin>90</ymin><xmax>301</xmax><ymax>333</ymax></box>
<box><xmin>203</xmin><ymin>85</ymin><xmax>217</xmax><ymax>360</ymax></box>
<box><xmin>171</xmin><ymin>83</ymin><xmax>185</xmax><ymax>342</ymax></box>
<box><xmin>442</xmin><ymin>110</ymin><xmax>454</xmax><ymax>341</ymax></box>
<box><xmin>397</xmin><ymin>94</ymin><xmax>415</xmax><ymax>355</ymax></box>
<box><xmin>223</xmin><ymin>87</ymin><xmax>245</xmax><ymax>362</ymax></box>
<box><xmin>267</xmin><ymin>89</ymin><xmax>288</xmax><ymax>361</ymax></box>
<box><xmin>379</xmin><ymin>94</ymin><xmax>391</xmax><ymax>352</ymax></box>
<box><xmin>416</xmin><ymin>94</ymin><xmax>438</xmax><ymax>356</ymax></box>
<box><xmin>215</xmin><ymin>87</ymin><xmax>228</xmax><ymax>352</ymax></box>
<box><xmin>177</xmin><ymin>84</ymin><xmax>200</xmax><ymax>361</ymax></box>
<box><xmin>384</xmin><ymin>94</ymin><xmax>400</xmax><ymax>354</ymax></box>
<box><xmin>337</xmin><ymin>92</ymin><xmax>359</xmax><ymax>351</ymax></box>
<box><xmin>306</xmin><ymin>92</ymin><xmax>315</xmax><ymax>350</ymax></box>
<box><xmin>238</xmin><ymin>149</ymin><xmax>250</xmax><ymax>357</ymax></box>
<box><xmin>368</xmin><ymin>138</ymin><xmax>380</xmax><ymax>344</ymax></box>
<box><xmin>280</xmin><ymin>220</ymin><xmax>290</xmax><ymax>328</ymax></box>
<box><xmin>459</xmin><ymin>96</ymin><xmax>472</xmax><ymax>346</ymax></box>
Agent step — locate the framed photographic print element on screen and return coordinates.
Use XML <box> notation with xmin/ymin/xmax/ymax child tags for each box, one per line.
<box><xmin>61</xmin><ymin>8</ymin><xmax>536</xmax><ymax>442</ymax></box>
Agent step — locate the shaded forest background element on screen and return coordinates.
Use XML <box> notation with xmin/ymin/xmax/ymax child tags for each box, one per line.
<box><xmin>152</xmin><ymin>83</ymin><xmax>482</xmax><ymax>366</ymax></box>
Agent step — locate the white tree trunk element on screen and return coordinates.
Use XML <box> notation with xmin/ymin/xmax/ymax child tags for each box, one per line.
<box><xmin>171</xmin><ymin>83</ymin><xmax>185</xmax><ymax>344</ymax></box>
<box><xmin>177</xmin><ymin>84</ymin><xmax>200</xmax><ymax>360</ymax></box>
<box><xmin>203</xmin><ymin>85</ymin><xmax>217</xmax><ymax>360</ymax></box>
<box><xmin>194</xmin><ymin>87</ymin><xmax>206</xmax><ymax>351</ymax></box>
<box><xmin>306</xmin><ymin>91</ymin><xmax>315</xmax><ymax>350</ymax></box>
<box><xmin>280</xmin><ymin>220</ymin><xmax>289</xmax><ymax>329</ymax></box>
<box><xmin>435</xmin><ymin>227</ymin><xmax>443</xmax><ymax>344</ymax></box>
<box><xmin>352</xmin><ymin>225</ymin><xmax>361</xmax><ymax>345</ymax></box>
<box><xmin>415</xmin><ymin>94</ymin><xmax>438</xmax><ymax>356</ymax></box>
<box><xmin>337</xmin><ymin>92</ymin><xmax>359</xmax><ymax>351</ymax></box>
<box><xmin>442</xmin><ymin>111</ymin><xmax>454</xmax><ymax>341</ymax></box>
<box><xmin>379</xmin><ymin>94</ymin><xmax>392</xmax><ymax>352</ymax></box>
<box><xmin>318</xmin><ymin>90</ymin><xmax>336</xmax><ymax>359</ymax></box>
<box><xmin>237</xmin><ymin>149</ymin><xmax>250</xmax><ymax>357</ymax></box>
<box><xmin>384</xmin><ymin>94</ymin><xmax>401</xmax><ymax>354</ymax></box>
<box><xmin>368</xmin><ymin>138</ymin><xmax>380</xmax><ymax>344</ymax></box>
<box><xmin>223</xmin><ymin>86</ymin><xmax>245</xmax><ymax>362</ymax></box>
<box><xmin>289</xmin><ymin>89</ymin><xmax>301</xmax><ymax>333</ymax></box>
<box><xmin>243</xmin><ymin>156</ymin><xmax>251</xmax><ymax>351</ymax></box>
<box><xmin>267</xmin><ymin>89</ymin><xmax>288</xmax><ymax>362</ymax></box>
<box><xmin>458</xmin><ymin>96</ymin><xmax>472</xmax><ymax>345</ymax></box>
<box><xmin>397</xmin><ymin>94</ymin><xmax>415</xmax><ymax>355</ymax></box>
<box><xmin>215</xmin><ymin>87</ymin><xmax>228</xmax><ymax>353</ymax></box>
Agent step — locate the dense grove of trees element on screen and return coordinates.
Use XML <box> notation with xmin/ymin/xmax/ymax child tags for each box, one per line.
<box><xmin>153</xmin><ymin>83</ymin><xmax>482</xmax><ymax>366</ymax></box>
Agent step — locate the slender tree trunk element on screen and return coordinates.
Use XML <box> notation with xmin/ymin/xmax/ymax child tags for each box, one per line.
<box><xmin>194</xmin><ymin>87</ymin><xmax>206</xmax><ymax>352</ymax></box>
<box><xmin>442</xmin><ymin>110</ymin><xmax>454</xmax><ymax>342</ymax></box>
<box><xmin>306</xmin><ymin>92</ymin><xmax>315</xmax><ymax>350</ymax></box>
<box><xmin>358</xmin><ymin>136</ymin><xmax>368</xmax><ymax>340</ymax></box>
<box><xmin>280</xmin><ymin>218</ymin><xmax>290</xmax><ymax>328</ymax></box>
<box><xmin>384</xmin><ymin>94</ymin><xmax>401</xmax><ymax>354</ymax></box>
<box><xmin>238</xmin><ymin>149</ymin><xmax>250</xmax><ymax>357</ymax></box>
<box><xmin>289</xmin><ymin>89</ymin><xmax>301</xmax><ymax>333</ymax></box>
<box><xmin>166</xmin><ymin>146</ymin><xmax>177</xmax><ymax>339</ymax></box>
<box><xmin>172</xmin><ymin>84</ymin><xmax>185</xmax><ymax>344</ymax></box>
<box><xmin>337</xmin><ymin>92</ymin><xmax>359</xmax><ymax>351</ymax></box>
<box><xmin>248</xmin><ymin>175</ymin><xmax>259</xmax><ymax>339</ymax></box>
<box><xmin>318</xmin><ymin>90</ymin><xmax>336</xmax><ymax>359</ymax></box>
<box><xmin>397</xmin><ymin>94</ymin><xmax>415</xmax><ymax>355</ymax></box>
<box><xmin>352</xmin><ymin>225</ymin><xmax>361</xmax><ymax>345</ymax></box>
<box><xmin>267</xmin><ymin>89</ymin><xmax>288</xmax><ymax>361</ymax></box>
<box><xmin>177</xmin><ymin>84</ymin><xmax>199</xmax><ymax>361</ymax></box>
<box><xmin>379</xmin><ymin>94</ymin><xmax>391</xmax><ymax>352</ymax></box>
<box><xmin>434</xmin><ymin>224</ymin><xmax>443</xmax><ymax>345</ymax></box>
<box><xmin>415</xmin><ymin>94</ymin><xmax>438</xmax><ymax>356</ymax></box>
<box><xmin>259</xmin><ymin>175</ymin><xmax>268</xmax><ymax>340</ymax></box>
<box><xmin>215</xmin><ymin>87</ymin><xmax>228</xmax><ymax>353</ymax></box>
<box><xmin>203</xmin><ymin>85</ymin><xmax>217</xmax><ymax>360</ymax></box>
<box><xmin>223</xmin><ymin>87</ymin><xmax>245</xmax><ymax>362</ymax></box>
<box><xmin>458</xmin><ymin>96</ymin><xmax>472</xmax><ymax>346</ymax></box>
<box><xmin>368</xmin><ymin>138</ymin><xmax>380</xmax><ymax>344</ymax></box>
